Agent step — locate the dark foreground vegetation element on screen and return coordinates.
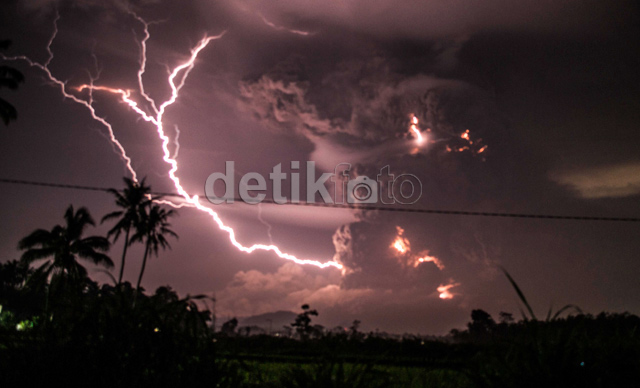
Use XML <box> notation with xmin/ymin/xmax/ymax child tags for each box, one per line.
<box><xmin>1</xmin><ymin>179</ymin><xmax>639</xmax><ymax>387</ymax></box>
<box><xmin>2</xmin><ymin>270</ymin><xmax>638</xmax><ymax>388</ymax></box>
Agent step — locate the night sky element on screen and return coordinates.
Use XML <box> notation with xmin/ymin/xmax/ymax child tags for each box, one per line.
<box><xmin>1</xmin><ymin>0</ymin><xmax>639</xmax><ymax>334</ymax></box>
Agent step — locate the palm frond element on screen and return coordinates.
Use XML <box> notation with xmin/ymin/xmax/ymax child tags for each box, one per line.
<box><xmin>78</xmin><ymin>250</ymin><xmax>114</xmax><ymax>268</ymax></box>
<box><xmin>17</xmin><ymin>229</ymin><xmax>52</xmax><ymax>250</ymax></box>
<box><xmin>101</xmin><ymin>210</ymin><xmax>124</xmax><ymax>223</ymax></box>
<box><xmin>20</xmin><ymin>247</ymin><xmax>56</xmax><ymax>263</ymax></box>
<box><xmin>0</xmin><ymin>98</ymin><xmax>18</xmax><ymax>125</ymax></box>
<box><xmin>76</xmin><ymin>235</ymin><xmax>111</xmax><ymax>252</ymax></box>
<box><xmin>0</xmin><ymin>65</ymin><xmax>25</xmax><ymax>89</ymax></box>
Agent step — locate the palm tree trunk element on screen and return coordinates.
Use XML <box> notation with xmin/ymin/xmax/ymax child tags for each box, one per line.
<box><xmin>133</xmin><ymin>243</ymin><xmax>149</xmax><ymax>308</ymax></box>
<box><xmin>117</xmin><ymin>226</ymin><xmax>130</xmax><ymax>284</ymax></box>
<box><xmin>136</xmin><ymin>242</ymin><xmax>150</xmax><ymax>291</ymax></box>
<box><xmin>43</xmin><ymin>284</ymin><xmax>50</xmax><ymax>327</ymax></box>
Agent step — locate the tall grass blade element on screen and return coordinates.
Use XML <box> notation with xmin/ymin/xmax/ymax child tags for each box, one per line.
<box><xmin>518</xmin><ymin>307</ymin><xmax>529</xmax><ymax>322</ymax></box>
<box><xmin>501</xmin><ymin>266</ymin><xmax>537</xmax><ymax>321</ymax></box>
<box><xmin>551</xmin><ymin>304</ymin><xmax>582</xmax><ymax>320</ymax></box>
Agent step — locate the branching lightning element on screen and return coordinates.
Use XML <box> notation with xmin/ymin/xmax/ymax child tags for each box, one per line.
<box><xmin>258</xmin><ymin>13</ymin><xmax>313</xmax><ymax>36</ymax></box>
<box><xmin>257</xmin><ymin>202</ymin><xmax>275</xmax><ymax>245</ymax></box>
<box><xmin>171</xmin><ymin>125</ymin><xmax>181</xmax><ymax>159</ymax></box>
<box><xmin>2</xmin><ymin>12</ymin><xmax>342</xmax><ymax>270</ymax></box>
<box><xmin>0</xmin><ymin>13</ymin><xmax>138</xmax><ymax>182</ymax></box>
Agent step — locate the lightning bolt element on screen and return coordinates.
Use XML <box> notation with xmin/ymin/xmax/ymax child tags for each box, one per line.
<box><xmin>2</xmin><ymin>12</ymin><xmax>342</xmax><ymax>270</ymax></box>
<box><xmin>0</xmin><ymin>12</ymin><xmax>138</xmax><ymax>182</ymax></box>
<box><xmin>257</xmin><ymin>202</ymin><xmax>275</xmax><ymax>245</ymax></box>
<box><xmin>258</xmin><ymin>14</ymin><xmax>313</xmax><ymax>36</ymax></box>
<box><xmin>131</xmin><ymin>12</ymin><xmax>160</xmax><ymax>116</ymax></box>
<box><xmin>171</xmin><ymin>125</ymin><xmax>181</xmax><ymax>159</ymax></box>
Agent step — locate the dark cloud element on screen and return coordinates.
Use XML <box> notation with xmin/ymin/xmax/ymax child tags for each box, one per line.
<box><xmin>245</xmin><ymin>0</ymin><xmax>636</xmax><ymax>38</ymax></box>
<box><xmin>22</xmin><ymin>0</ymin><xmax>161</xmax><ymax>12</ymax></box>
<box><xmin>331</xmin><ymin>220</ymin><xmax>449</xmax><ymax>290</ymax></box>
<box><xmin>238</xmin><ymin>51</ymin><xmax>496</xmax><ymax>144</ymax></box>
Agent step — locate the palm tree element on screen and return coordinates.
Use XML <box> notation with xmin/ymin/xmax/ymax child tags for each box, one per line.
<box><xmin>102</xmin><ymin>177</ymin><xmax>152</xmax><ymax>284</ymax></box>
<box><xmin>131</xmin><ymin>204</ymin><xmax>178</xmax><ymax>291</ymax></box>
<box><xmin>18</xmin><ymin>205</ymin><xmax>112</xmax><ymax>290</ymax></box>
<box><xmin>0</xmin><ymin>40</ymin><xmax>25</xmax><ymax>126</ymax></box>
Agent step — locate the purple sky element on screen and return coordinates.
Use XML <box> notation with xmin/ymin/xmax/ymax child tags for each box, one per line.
<box><xmin>1</xmin><ymin>0</ymin><xmax>639</xmax><ymax>334</ymax></box>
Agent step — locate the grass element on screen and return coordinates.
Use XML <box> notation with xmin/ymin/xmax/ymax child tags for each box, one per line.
<box><xmin>222</xmin><ymin>359</ymin><xmax>473</xmax><ymax>388</ymax></box>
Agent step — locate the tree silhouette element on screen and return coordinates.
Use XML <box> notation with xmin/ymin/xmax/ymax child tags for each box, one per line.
<box><xmin>499</xmin><ymin>311</ymin><xmax>514</xmax><ymax>324</ymax></box>
<box><xmin>102</xmin><ymin>177</ymin><xmax>152</xmax><ymax>284</ymax></box>
<box><xmin>349</xmin><ymin>319</ymin><xmax>364</xmax><ymax>341</ymax></box>
<box><xmin>291</xmin><ymin>304</ymin><xmax>318</xmax><ymax>340</ymax></box>
<box><xmin>467</xmin><ymin>309</ymin><xmax>496</xmax><ymax>341</ymax></box>
<box><xmin>0</xmin><ymin>40</ymin><xmax>25</xmax><ymax>126</ymax></box>
<box><xmin>221</xmin><ymin>317</ymin><xmax>238</xmax><ymax>336</ymax></box>
<box><xmin>0</xmin><ymin>259</ymin><xmax>41</xmax><ymax>324</ymax></box>
<box><xmin>130</xmin><ymin>204</ymin><xmax>178</xmax><ymax>291</ymax></box>
<box><xmin>18</xmin><ymin>205</ymin><xmax>112</xmax><ymax>282</ymax></box>
<box><xmin>18</xmin><ymin>205</ymin><xmax>112</xmax><ymax>314</ymax></box>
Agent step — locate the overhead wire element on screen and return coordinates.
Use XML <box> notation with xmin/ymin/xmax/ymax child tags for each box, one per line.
<box><xmin>1</xmin><ymin>177</ymin><xmax>639</xmax><ymax>222</ymax></box>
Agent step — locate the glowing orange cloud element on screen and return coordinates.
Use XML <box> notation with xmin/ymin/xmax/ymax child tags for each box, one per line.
<box><xmin>416</xmin><ymin>254</ymin><xmax>445</xmax><ymax>270</ymax></box>
<box><xmin>409</xmin><ymin>114</ymin><xmax>425</xmax><ymax>144</ymax></box>
<box><xmin>437</xmin><ymin>282</ymin><xmax>460</xmax><ymax>299</ymax></box>
<box><xmin>390</xmin><ymin>226</ymin><xmax>446</xmax><ymax>271</ymax></box>
<box><xmin>391</xmin><ymin>226</ymin><xmax>410</xmax><ymax>254</ymax></box>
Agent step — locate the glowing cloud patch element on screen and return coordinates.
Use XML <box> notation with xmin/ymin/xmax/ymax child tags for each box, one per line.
<box><xmin>409</xmin><ymin>114</ymin><xmax>425</xmax><ymax>144</ymax></box>
<box><xmin>437</xmin><ymin>282</ymin><xmax>460</xmax><ymax>300</ymax></box>
<box><xmin>391</xmin><ymin>226</ymin><xmax>411</xmax><ymax>254</ymax></box>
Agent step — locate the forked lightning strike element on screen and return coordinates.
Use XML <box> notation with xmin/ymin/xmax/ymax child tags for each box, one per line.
<box><xmin>3</xmin><ymin>12</ymin><xmax>342</xmax><ymax>270</ymax></box>
<box><xmin>0</xmin><ymin>14</ymin><xmax>137</xmax><ymax>182</ymax></box>
<box><xmin>258</xmin><ymin>14</ymin><xmax>313</xmax><ymax>36</ymax></box>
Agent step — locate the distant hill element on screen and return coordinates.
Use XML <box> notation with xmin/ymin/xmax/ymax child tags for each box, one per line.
<box><xmin>238</xmin><ymin>310</ymin><xmax>297</xmax><ymax>332</ymax></box>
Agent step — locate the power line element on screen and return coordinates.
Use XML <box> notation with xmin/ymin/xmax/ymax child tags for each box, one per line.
<box><xmin>1</xmin><ymin>177</ymin><xmax>639</xmax><ymax>222</ymax></box>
